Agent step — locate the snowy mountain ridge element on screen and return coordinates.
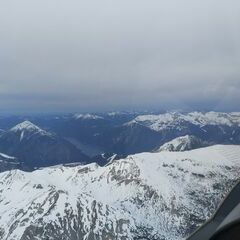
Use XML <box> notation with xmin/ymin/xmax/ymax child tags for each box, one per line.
<box><xmin>0</xmin><ymin>145</ymin><xmax>240</xmax><ymax>240</ymax></box>
<box><xmin>127</xmin><ymin>112</ymin><xmax>240</xmax><ymax>132</ymax></box>
<box><xmin>156</xmin><ymin>135</ymin><xmax>208</xmax><ymax>152</ymax></box>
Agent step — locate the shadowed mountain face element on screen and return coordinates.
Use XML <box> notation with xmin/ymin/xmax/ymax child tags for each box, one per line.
<box><xmin>0</xmin><ymin>129</ymin><xmax>4</xmax><ymax>136</ymax></box>
<box><xmin>0</xmin><ymin>121</ymin><xmax>89</xmax><ymax>169</ymax></box>
<box><xmin>0</xmin><ymin>153</ymin><xmax>20</xmax><ymax>172</ymax></box>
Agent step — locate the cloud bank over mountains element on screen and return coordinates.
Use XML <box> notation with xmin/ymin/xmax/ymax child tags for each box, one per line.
<box><xmin>0</xmin><ymin>0</ymin><xmax>239</xmax><ymax>112</ymax></box>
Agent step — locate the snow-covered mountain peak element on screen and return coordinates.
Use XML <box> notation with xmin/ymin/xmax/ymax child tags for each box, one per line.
<box><xmin>10</xmin><ymin>120</ymin><xmax>52</xmax><ymax>141</ymax></box>
<box><xmin>156</xmin><ymin>135</ymin><xmax>208</xmax><ymax>152</ymax></box>
<box><xmin>11</xmin><ymin>120</ymin><xmax>42</xmax><ymax>132</ymax></box>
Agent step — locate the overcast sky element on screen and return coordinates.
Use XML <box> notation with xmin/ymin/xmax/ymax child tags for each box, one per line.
<box><xmin>0</xmin><ymin>0</ymin><xmax>240</xmax><ymax>113</ymax></box>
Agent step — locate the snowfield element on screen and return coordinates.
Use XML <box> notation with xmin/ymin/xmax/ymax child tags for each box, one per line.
<box><xmin>0</xmin><ymin>145</ymin><xmax>240</xmax><ymax>240</ymax></box>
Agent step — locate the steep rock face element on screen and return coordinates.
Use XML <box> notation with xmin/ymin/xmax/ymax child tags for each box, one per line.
<box><xmin>156</xmin><ymin>135</ymin><xmax>209</xmax><ymax>152</ymax></box>
<box><xmin>0</xmin><ymin>121</ymin><xmax>89</xmax><ymax>169</ymax></box>
<box><xmin>0</xmin><ymin>145</ymin><xmax>240</xmax><ymax>240</ymax></box>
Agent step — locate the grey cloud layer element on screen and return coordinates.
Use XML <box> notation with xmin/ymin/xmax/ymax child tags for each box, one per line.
<box><xmin>0</xmin><ymin>0</ymin><xmax>240</xmax><ymax>112</ymax></box>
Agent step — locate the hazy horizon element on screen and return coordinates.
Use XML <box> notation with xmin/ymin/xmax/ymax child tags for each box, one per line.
<box><xmin>0</xmin><ymin>108</ymin><xmax>240</xmax><ymax>116</ymax></box>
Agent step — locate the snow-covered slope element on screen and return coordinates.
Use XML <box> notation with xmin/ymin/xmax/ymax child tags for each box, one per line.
<box><xmin>127</xmin><ymin>112</ymin><xmax>240</xmax><ymax>132</ymax></box>
<box><xmin>0</xmin><ymin>145</ymin><xmax>240</xmax><ymax>240</ymax></box>
<box><xmin>156</xmin><ymin>135</ymin><xmax>208</xmax><ymax>152</ymax></box>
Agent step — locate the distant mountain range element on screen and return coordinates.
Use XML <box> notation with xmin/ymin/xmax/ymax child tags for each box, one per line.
<box><xmin>0</xmin><ymin>145</ymin><xmax>239</xmax><ymax>240</ymax></box>
<box><xmin>0</xmin><ymin>111</ymin><xmax>239</xmax><ymax>171</ymax></box>
<box><xmin>119</xmin><ymin>112</ymin><xmax>240</xmax><ymax>154</ymax></box>
<box><xmin>49</xmin><ymin>111</ymin><xmax>240</xmax><ymax>156</ymax></box>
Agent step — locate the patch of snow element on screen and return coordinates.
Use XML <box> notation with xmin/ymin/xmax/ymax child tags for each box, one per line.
<box><xmin>0</xmin><ymin>153</ymin><xmax>15</xmax><ymax>160</ymax></box>
<box><xmin>73</xmin><ymin>113</ymin><xmax>103</xmax><ymax>120</ymax></box>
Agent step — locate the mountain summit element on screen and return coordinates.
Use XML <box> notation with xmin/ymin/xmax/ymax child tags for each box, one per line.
<box><xmin>11</xmin><ymin>120</ymin><xmax>45</xmax><ymax>132</ymax></box>
<box><xmin>156</xmin><ymin>135</ymin><xmax>209</xmax><ymax>152</ymax></box>
<box><xmin>10</xmin><ymin>120</ymin><xmax>52</xmax><ymax>141</ymax></box>
<box><xmin>0</xmin><ymin>121</ymin><xmax>89</xmax><ymax>169</ymax></box>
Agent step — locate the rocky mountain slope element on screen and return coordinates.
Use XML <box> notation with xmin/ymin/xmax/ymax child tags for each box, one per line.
<box><xmin>0</xmin><ymin>145</ymin><xmax>239</xmax><ymax>240</ymax></box>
